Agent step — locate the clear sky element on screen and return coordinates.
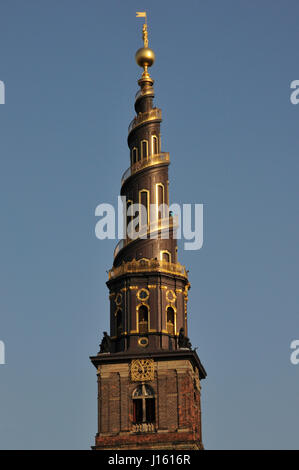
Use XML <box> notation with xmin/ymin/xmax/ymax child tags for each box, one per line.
<box><xmin>0</xmin><ymin>0</ymin><xmax>298</xmax><ymax>449</ymax></box>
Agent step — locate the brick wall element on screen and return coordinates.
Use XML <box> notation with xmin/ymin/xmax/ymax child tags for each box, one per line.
<box><xmin>95</xmin><ymin>359</ymin><xmax>203</xmax><ymax>450</ymax></box>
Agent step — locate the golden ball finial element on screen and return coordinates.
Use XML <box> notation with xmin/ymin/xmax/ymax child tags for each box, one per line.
<box><xmin>135</xmin><ymin>47</ymin><xmax>155</xmax><ymax>69</ymax></box>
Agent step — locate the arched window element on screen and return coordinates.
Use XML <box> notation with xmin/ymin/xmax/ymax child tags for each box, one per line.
<box><xmin>166</xmin><ymin>306</ymin><xmax>175</xmax><ymax>335</ymax></box>
<box><xmin>132</xmin><ymin>147</ymin><xmax>138</xmax><ymax>165</ymax></box>
<box><xmin>115</xmin><ymin>308</ymin><xmax>123</xmax><ymax>337</ymax></box>
<box><xmin>126</xmin><ymin>199</ymin><xmax>133</xmax><ymax>238</ymax></box>
<box><xmin>133</xmin><ymin>384</ymin><xmax>155</xmax><ymax>424</ymax></box>
<box><xmin>157</xmin><ymin>184</ymin><xmax>164</xmax><ymax>206</ymax></box>
<box><xmin>116</xmin><ymin>309</ymin><xmax>123</xmax><ymax>337</ymax></box>
<box><xmin>139</xmin><ymin>189</ymin><xmax>149</xmax><ymax>227</ymax></box>
<box><xmin>160</xmin><ymin>250</ymin><xmax>171</xmax><ymax>263</ymax></box>
<box><xmin>138</xmin><ymin>305</ymin><xmax>149</xmax><ymax>333</ymax></box>
<box><xmin>156</xmin><ymin>183</ymin><xmax>165</xmax><ymax>219</ymax></box>
<box><xmin>141</xmin><ymin>140</ymin><xmax>148</xmax><ymax>160</ymax></box>
<box><xmin>152</xmin><ymin>135</ymin><xmax>158</xmax><ymax>155</ymax></box>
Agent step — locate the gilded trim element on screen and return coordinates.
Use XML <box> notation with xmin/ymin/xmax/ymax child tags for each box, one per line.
<box><xmin>138</xmin><ymin>337</ymin><xmax>149</xmax><ymax>348</ymax></box>
<box><xmin>128</xmin><ymin>108</ymin><xmax>162</xmax><ymax>135</ymax></box>
<box><xmin>114</xmin><ymin>307</ymin><xmax>122</xmax><ymax>317</ymax></box>
<box><xmin>109</xmin><ymin>258</ymin><xmax>188</xmax><ymax>280</ymax></box>
<box><xmin>137</xmin><ymin>288</ymin><xmax>150</xmax><ymax>301</ymax></box>
<box><xmin>166</xmin><ymin>289</ymin><xmax>177</xmax><ymax>302</ymax></box>
<box><xmin>115</xmin><ymin>292</ymin><xmax>122</xmax><ymax>305</ymax></box>
<box><xmin>121</xmin><ymin>152</ymin><xmax>170</xmax><ymax>187</ymax></box>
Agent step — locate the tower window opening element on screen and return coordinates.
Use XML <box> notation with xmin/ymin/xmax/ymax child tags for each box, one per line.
<box><xmin>116</xmin><ymin>309</ymin><xmax>123</xmax><ymax>337</ymax></box>
<box><xmin>141</xmin><ymin>140</ymin><xmax>148</xmax><ymax>160</ymax></box>
<box><xmin>138</xmin><ymin>305</ymin><xmax>149</xmax><ymax>333</ymax></box>
<box><xmin>132</xmin><ymin>147</ymin><xmax>138</xmax><ymax>165</ymax></box>
<box><xmin>132</xmin><ymin>384</ymin><xmax>155</xmax><ymax>424</ymax></box>
<box><xmin>139</xmin><ymin>190</ymin><xmax>149</xmax><ymax>227</ymax></box>
<box><xmin>133</xmin><ymin>398</ymin><xmax>143</xmax><ymax>423</ymax></box>
<box><xmin>161</xmin><ymin>250</ymin><xmax>171</xmax><ymax>263</ymax></box>
<box><xmin>156</xmin><ymin>183</ymin><xmax>165</xmax><ymax>219</ymax></box>
<box><xmin>166</xmin><ymin>306</ymin><xmax>175</xmax><ymax>335</ymax></box>
<box><xmin>152</xmin><ymin>135</ymin><xmax>158</xmax><ymax>155</ymax></box>
<box><xmin>126</xmin><ymin>199</ymin><xmax>133</xmax><ymax>238</ymax></box>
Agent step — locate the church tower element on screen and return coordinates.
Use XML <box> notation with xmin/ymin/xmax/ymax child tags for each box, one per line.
<box><xmin>90</xmin><ymin>14</ymin><xmax>206</xmax><ymax>450</ymax></box>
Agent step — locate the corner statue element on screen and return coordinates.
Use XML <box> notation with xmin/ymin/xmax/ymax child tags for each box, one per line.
<box><xmin>178</xmin><ymin>328</ymin><xmax>192</xmax><ymax>349</ymax></box>
<box><xmin>99</xmin><ymin>331</ymin><xmax>112</xmax><ymax>354</ymax></box>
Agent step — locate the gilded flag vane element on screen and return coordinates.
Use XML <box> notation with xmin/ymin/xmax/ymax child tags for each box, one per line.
<box><xmin>136</xmin><ymin>11</ymin><xmax>148</xmax><ymax>48</ymax></box>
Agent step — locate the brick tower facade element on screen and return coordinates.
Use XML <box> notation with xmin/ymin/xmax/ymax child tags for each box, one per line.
<box><xmin>90</xmin><ymin>17</ymin><xmax>206</xmax><ymax>450</ymax></box>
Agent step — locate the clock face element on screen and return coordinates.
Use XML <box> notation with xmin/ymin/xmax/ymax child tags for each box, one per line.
<box><xmin>131</xmin><ymin>359</ymin><xmax>154</xmax><ymax>381</ymax></box>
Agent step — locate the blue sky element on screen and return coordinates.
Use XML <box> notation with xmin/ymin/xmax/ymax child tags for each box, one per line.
<box><xmin>0</xmin><ymin>0</ymin><xmax>298</xmax><ymax>449</ymax></box>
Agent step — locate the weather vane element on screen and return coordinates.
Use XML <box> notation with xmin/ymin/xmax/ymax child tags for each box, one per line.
<box><xmin>135</xmin><ymin>12</ymin><xmax>155</xmax><ymax>78</ymax></box>
<box><xmin>136</xmin><ymin>11</ymin><xmax>148</xmax><ymax>48</ymax></box>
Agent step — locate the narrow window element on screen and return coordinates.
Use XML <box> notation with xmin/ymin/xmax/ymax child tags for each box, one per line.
<box><xmin>132</xmin><ymin>147</ymin><xmax>138</xmax><ymax>165</ymax></box>
<box><xmin>146</xmin><ymin>396</ymin><xmax>155</xmax><ymax>422</ymax></box>
<box><xmin>157</xmin><ymin>184</ymin><xmax>164</xmax><ymax>206</ymax></box>
<box><xmin>126</xmin><ymin>199</ymin><xmax>133</xmax><ymax>237</ymax></box>
<box><xmin>138</xmin><ymin>305</ymin><xmax>149</xmax><ymax>333</ymax></box>
<box><xmin>140</xmin><ymin>190</ymin><xmax>149</xmax><ymax>227</ymax></box>
<box><xmin>141</xmin><ymin>140</ymin><xmax>148</xmax><ymax>160</ymax></box>
<box><xmin>166</xmin><ymin>306</ymin><xmax>175</xmax><ymax>335</ymax></box>
<box><xmin>152</xmin><ymin>135</ymin><xmax>158</xmax><ymax>155</ymax></box>
<box><xmin>116</xmin><ymin>309</ymin><xmax>123</xmax><ymax>337</ymax></box>
<box><xmin>133</xmin><ymin>398</ymin><xmax>143</xmax><ymax>424</ymax></box>
<box><xmin>161</xmin><ymin>251</ymin><xmax>171</xmax><ymax>262</ymax></box>
<box><xmin>156</xmin><ymin>183</ymin><xmax>165</xmax><ymax>219</ymax></box>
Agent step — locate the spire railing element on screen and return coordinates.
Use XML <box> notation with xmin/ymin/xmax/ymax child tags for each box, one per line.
<box><xmin>128</xmin><ymin>108</ymin><xmax>161</xmax><ymax>135</ymax></box>
<box><xmin>121</xmin><ymin>152</ymin><xmax>169</xmax><ymax>186</ymax></box>
<box><xmin>113</xmin><ymin>215</ymin><xmax>178</xmax><ymax>259</ymax></box>
<box><xmin>109</xmin><ymin>258</ymin><xmax>188</xmax><ymax>280</ymax></box>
